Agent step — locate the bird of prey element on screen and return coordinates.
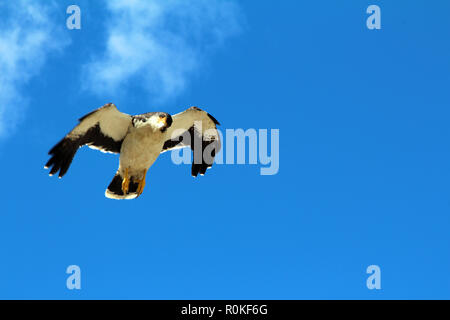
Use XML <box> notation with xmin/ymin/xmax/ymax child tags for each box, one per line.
<box><xmin>45</xmin><ymin>103</ymin><xmax>221</xmax><ymax>199</ymax></box>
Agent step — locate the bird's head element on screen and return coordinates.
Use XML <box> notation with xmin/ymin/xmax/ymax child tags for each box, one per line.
<box><xmin>132</xmin><ymin>112</ymin><xmax>173</xmax><ymax>132</ymax></box>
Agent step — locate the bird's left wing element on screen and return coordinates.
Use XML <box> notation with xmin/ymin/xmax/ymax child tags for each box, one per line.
<box><xmin>45</xmin><ymin>103</ymin><xmax>132</xmax><ymax>178</ymax></box>
<box><xmin>161</xmin><ymin>107</ymin><xmax>221</xmax><ymax>177</ymax></box>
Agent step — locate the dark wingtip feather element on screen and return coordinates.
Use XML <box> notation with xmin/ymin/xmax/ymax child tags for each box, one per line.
<box><xmin>191</xmin><ymin>164</ymin><xmax>200</xmax><ymax>177</ymax></box>
<box><xmin>44</xmin><ymin>158</ymin><xmax>54</xmax><ymax>169</ymax></box>
<box><xmin>199</xmin><ymin>164</ymin><xmax>208</xmax><ymax>175</ymax></box>
<box><xmin>45</xmin><ymin>138</ymin><xmax>79</xmax><ymax>178</ymax></box>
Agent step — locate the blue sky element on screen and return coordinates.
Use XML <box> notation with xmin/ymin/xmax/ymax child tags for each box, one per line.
<box><xmin>0</xmin><ymin>0</ymin><xmax>449</xmax><ymax>299</ymax></box>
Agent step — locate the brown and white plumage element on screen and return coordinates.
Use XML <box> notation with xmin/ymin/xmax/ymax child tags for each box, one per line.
<box><xmin>162</xmin><ymin>106</ymin><xmax>221</xmax><ymax>177</ymax></box>
<box><xmin>45</xmin><ymin>103</ymin><xmax>221</xmax><ymax>200</ymax></box>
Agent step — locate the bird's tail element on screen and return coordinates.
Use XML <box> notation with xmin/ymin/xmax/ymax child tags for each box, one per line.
<box><xmin>105</xmin><ymin>172</ymin><xmax>140</xmax><ymax>200</ymax></box>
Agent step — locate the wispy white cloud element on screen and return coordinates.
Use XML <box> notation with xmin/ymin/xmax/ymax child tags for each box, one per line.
<box><xmin>83</xmin><ymin>0</ymin><xmax>243</xmax><ymax>102</ymax></box>
<box><xmin>0</xmin><ymin>1</ymin><xmax>68</xmax><ymax>137</ymax></box>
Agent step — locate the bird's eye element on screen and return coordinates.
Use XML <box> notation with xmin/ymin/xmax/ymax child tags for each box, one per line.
<box><xmin>142</xmin><ymin>119</ymin><xmax>146</xmax><ymax>123</ymax></box>
<box><xmin>159</xmin><ymin>114</ymin><xmax>166</xmax><ymax>119</ymax></box>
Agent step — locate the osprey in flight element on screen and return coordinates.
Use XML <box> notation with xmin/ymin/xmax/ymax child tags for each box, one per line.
<box><xmin>45</xmin><ymin>103</ymin><xmax>220</xmax><ymax>200</ymax></box>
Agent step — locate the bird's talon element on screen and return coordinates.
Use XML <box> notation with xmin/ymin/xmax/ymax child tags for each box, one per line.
<box><xmin>136</xmin><ymin>177</ymin><xmax>146</xmax><ymax>196</ymax></box>
<box><xmin>122</xmin><ymin>168</ymin><xmax>130</xmax><ymax>194</ymax></box>
<box><xmin>136</xmin><ymin>169</ymin><xmax>147</xmax><ymax>197</ymax></box>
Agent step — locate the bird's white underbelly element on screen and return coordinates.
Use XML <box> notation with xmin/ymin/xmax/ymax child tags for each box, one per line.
<box><xmin>119</xmin><ymin>128</ymin><xmax>164</xmax><ymax>177</ymax></box>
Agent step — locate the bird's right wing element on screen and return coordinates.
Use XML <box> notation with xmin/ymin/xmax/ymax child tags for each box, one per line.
<box><xmin>45</xmin><ymin>103</ymin><xmax>132</xmax><ymax>178</ymax></box>
<box><xmin>161</xmin><ymin>106</ymin><xmax>221</xmax><ymax>177</ymax></box>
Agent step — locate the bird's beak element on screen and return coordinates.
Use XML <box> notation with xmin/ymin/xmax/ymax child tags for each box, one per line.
<box><xmin>158</xmin><ymin>117</ymin><xmax>167</xmax><ymax>126</ymax></box>
<box><xmin>158</xmin><ymin>115</ymin><xmax>172</xmax><ymax>132</ymax></box>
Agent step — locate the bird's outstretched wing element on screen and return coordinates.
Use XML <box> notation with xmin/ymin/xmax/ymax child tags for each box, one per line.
<box><xmin>45</xmin><ymin>103</ymin><xmax>132</xmax><ymax>178</ymax></box>
<box><xmin>161</xmin><ymin>106</ymin><xmax>221</xmax><ymax>177</ymax></box>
